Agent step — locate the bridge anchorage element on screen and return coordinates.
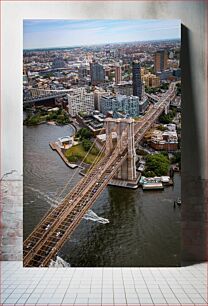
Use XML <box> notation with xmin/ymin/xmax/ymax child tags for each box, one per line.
<box><xmin>105</xmin><ymin>117</ymin><xmax>140</xmax><ymax>189</ymax></box>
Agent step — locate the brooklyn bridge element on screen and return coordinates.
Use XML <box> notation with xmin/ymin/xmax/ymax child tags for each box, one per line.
<box><xmin>23</xmin><ymin>82</ymin><xmax>177</xmax><ymax>267</ymax></box>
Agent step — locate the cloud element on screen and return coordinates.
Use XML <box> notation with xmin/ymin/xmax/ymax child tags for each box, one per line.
<box><xmin>23</xmin><ymin>19</ymin><xmax>180</xmax><ymax>49</ymax></box>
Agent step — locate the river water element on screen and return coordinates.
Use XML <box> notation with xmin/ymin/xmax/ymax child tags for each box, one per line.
<box><xmin>24</xmin><ymin>124</ymin><xmax>181</xmax><ymax>267</ymax></box>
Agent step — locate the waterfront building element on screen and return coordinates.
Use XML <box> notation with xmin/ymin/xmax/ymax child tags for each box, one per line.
<box><xmin>115</xmin><ymin>64</ymin><xmax>122</xmax><ymax>84</ymax></box>
<box><xmin>154</xmin><ymin>50</ymin><xmax>168</xmax><ymax>73</ymax></box>
<box><xmin>76</xmin><ymin>111</ymin><xmax>105</xmax><ymax>136</ymax></box>
<box><xmin>147</xmin><ymin>127</ymin><xmax>178</xmax><ymax>152</ymax></box>
<box><xmin>90</xmin><ymin>61</ymin><xmax>105</xmax><ymax>85</ymax></box>
<box><xmin>57</xmin><ymin>136</ymin><xmax>74</xmax><ymax>149</ymax></box>
<box><xmin>100</xmin><ymin>94</ymin><xmax>140</xmax><ymax>117</ymax></box>
<box><xmin>132</xmin><ymin>61</ymin><xmax>142</xmax><ymax>100</ymax></box>
<box><xmin>67</xmin><ymin>88</ymin><xmax>94</xmax><ymax>117</ymax></box>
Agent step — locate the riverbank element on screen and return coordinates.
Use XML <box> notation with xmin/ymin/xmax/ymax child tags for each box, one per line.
<box><xmin>49</xmin><ymin>142</ymin><xmax>78</xmax><ymax>169</ymax></box>
<box><xmin>24</xmin><ymin>107</ymin><xmax>71</xmax><ymax>126</ymax></box>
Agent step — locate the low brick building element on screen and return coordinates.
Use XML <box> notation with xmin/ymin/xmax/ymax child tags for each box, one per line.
<box><xmin>148</xmin><ymin>125</ymin><xmax>178</xmax><ymax>152</ymax></box>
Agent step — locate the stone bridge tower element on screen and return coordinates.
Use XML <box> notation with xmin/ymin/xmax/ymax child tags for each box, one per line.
<box><xmin>105</xmin><ymin>118</ymin><xmax>139</xmax><ymax>188</ymax></box>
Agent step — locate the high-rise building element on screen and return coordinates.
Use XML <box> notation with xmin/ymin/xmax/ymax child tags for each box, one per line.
<box><xmin>100</xmin><ymin>94</ymin><xmax>140</xmax><ymax>117</ymax></box>
<box><xmin>67</xmin><ymin>88</ymin><xmax>94</xmax><ymax>117</ymax></box>
<box><xmin>132</xmin><ymin>61</ymin><xmax>142</xmax><ymax>100</ymax></box>
<box><xmin>115</xmin><ymin>64</ymin><xmax>122</xmax><ymax>84</ymax></box>
<box><xmin>78</xmin><ymin>65</ymin><xmax>89</xmax><ymax>79</ymax></box>
<box><xmin>90</xmin><ymin>62</ymin><xmax>105</xmax><ymax>85</ymax></box>
<box><xmin>154</xmin><ymin>50</ymin><xmax>168</xmax><ymax>73</ymax></box>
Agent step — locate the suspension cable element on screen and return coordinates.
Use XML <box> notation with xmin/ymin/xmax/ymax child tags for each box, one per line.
<box><xmin>53</xmin><ymin>125</ymin><xmax>106</xmax><ymax>202</ymax></box>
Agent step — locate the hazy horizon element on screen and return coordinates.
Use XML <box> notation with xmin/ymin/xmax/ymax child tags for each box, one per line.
<box><xmin>23</xmin><ymin>37</ymin><xmax>180</xmax><ymax>51</ymax></box>
<box><xmin>23</xmin><ymin>19</ymin><xmax>181</xmax><ymax>49</ymax></box>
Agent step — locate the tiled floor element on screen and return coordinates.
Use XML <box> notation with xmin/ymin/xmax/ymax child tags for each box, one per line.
<box><xmin>0</xmin><ymin>261</ymin><xmax>207</xmax><ymax>305</ymax></box>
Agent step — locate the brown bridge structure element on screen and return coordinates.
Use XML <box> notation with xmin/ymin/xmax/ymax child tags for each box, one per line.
<box><xmin>23</xmin><ymin>82</ymin><xmax>177</xmax><ymax>267</ymax></box>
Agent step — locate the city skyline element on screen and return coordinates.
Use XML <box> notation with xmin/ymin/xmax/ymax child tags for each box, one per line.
<box><xmin>23</xmin><ymin>19</ymin><xmax>180</xmax><ymax>49</ymax></box>
<box><xmin>23</xmin><ymin>27</ymin><xmax>181</xmax><ymax>267</ymax></box>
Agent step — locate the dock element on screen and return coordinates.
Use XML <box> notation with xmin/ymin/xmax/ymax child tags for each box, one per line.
<box><xmin>142</xmin><ymin>182</ymin><xmax>164</xmax><ymax>190</ymax></box>
<box><xmin>49</xmin><ymin>142</ymin><xmax>78</xmax><ymax>169</ymax></box>
<box><xmin>109</xmin><ymin>172</ymin><xmax>141</xmax><ymax>189</ymax></box>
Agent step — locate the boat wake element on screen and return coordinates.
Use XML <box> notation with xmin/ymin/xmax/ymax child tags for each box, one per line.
<box><xmin>49</xmin><ymin>256</ymin><xmax>70</xmax><ymax>267</ymax></box>
<box><xmin>26</xmin><ymin>187</ymin><xmax>109</xmax><ymax>224</ymax></box>
<box><xmin>26</xmin><ymin>186</ymin><xmax>59</xmax><ymax>207</ymax></box>
<box><xmin>83</xmin><ymin>209</ymin><xmax>109</xmax><ymax>224</ymax></box>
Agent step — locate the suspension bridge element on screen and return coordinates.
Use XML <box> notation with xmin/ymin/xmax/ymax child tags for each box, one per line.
<box><xmin>23</xmin><ymin>82</ymin><xmax>177</xmax><ymax>267</ymax></box>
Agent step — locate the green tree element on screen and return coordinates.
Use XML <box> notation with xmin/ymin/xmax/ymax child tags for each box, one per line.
<box><xmin>160</xmin><ymin>151</ymin><xmax>169</xmax><ymax>158</ymax></box>
<box><xmin>76</xmin><ymin>128</ymin><xmax>92</xmax><ymax>140</ymax></box>
<box><xmin>159</xmin><ymin>110</ymin><xmax>176</xmax><ymax>124</ymax></box>
<box><xmin>160</xmin><ymin>83</ymin><xmax>169</xmax><ymax>90</ymax></box>
<box><xmin>67</xmin><ymin>155</ymin><xmax>78</xmax><ymax>162</ymax></box>
<box><xmin>144</xmin><ymin>153</ymin><xmax>170</xmax><ymax>176</ymax></box>
<box><xmin>171</xmin><ymin>152</ymin><xmax>181</xmax><ymax>165</ymax></box>
<box><xmin>82</xmin><ymin>139</ymin><xmax>92</xmax><ymax>151</ymax></box>
<box><xmin>26</xmin><ymin>115</ymin><xmax>41</xmax><ymax>125</ymax></box>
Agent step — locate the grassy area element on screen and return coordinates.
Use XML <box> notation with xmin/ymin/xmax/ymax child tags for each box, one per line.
<box><xmin>159</xmin><ymin>109</ymin><xmax>177</xmax><ymax>124</ymax></box>
<box><xmin>65</xmin><ymin>143</ymin><xmax>103</xmax><ymax>165</ymax></box>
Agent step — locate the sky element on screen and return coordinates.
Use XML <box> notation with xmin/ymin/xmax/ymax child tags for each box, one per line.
<box><xmin>23</xmin><ymin>19</ymin><xmax>181</xmax><ymax>49</ymax></box>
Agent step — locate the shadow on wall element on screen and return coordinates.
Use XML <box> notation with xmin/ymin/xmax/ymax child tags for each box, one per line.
<box><xmin>181</xmin><ymin>24</ymin><xmax>207</xmax><ymax>265</ymax></box>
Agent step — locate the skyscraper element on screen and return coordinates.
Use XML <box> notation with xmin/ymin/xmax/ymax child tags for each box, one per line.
<box><xmin>154</xmin><ymin>50</ymin><xmax>168</xmax><ymax>73</ymax></box>
<box><xmin>90</xmin><ymin>61</ymin><xmax>105</xmax><ymax>85</ymax></box>
<box><xmin>132</xmin><ymin>61</ymin><xmax>142</xmax><ymax>100</ymax></box>
<box><xmin>115</xmin><ymin>64</ymin><xmax>122</xmax><ymax>84</ymax></box>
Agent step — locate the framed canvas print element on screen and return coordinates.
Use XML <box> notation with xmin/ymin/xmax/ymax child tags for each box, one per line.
<box><xmin>23</xmin><ymin>19</ymin><xmax>181</xmax><ymax>267</ymax></box>
<box><xmin>1</xmin><ymin>1</ymin><xmax>208</xmax><ymax>306</ymax></box>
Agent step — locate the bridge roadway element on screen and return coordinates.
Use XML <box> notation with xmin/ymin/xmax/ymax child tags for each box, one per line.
<box><xmin>23</xmin><ymin>93</ymin><xmax>66</xmax><ymax>104</ymax></box>
<box><xmin>23</xmin><ymin>83</ymin><xmax>177</xmax><ymax>267</ymax></box>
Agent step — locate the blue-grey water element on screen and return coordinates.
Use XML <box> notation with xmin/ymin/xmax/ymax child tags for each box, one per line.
<box><xmin>24</xmin><ymin>124</ymin><xmax>181</xmax><ymax>267</ymax></box>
